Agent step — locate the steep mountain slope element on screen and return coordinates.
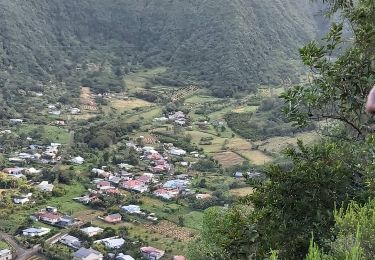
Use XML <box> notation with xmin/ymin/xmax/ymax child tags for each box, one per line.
<box><xmin>0</xmin><ymin>0</ymin><xmax>322</xmax><ymax>94</ymax></box>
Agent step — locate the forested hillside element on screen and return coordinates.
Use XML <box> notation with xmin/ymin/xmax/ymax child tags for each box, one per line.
<box><xmin>0</xmin><ymin>0</ymin><xmax>321</xmax><ymax>95</ymax></box>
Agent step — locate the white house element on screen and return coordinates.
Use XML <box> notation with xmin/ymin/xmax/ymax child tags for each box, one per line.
<box><xmin>13</xmin><ymin>193</ymin><xmax>32</xmax><ymax>204</ymax></box>
<box><xmin>70</xmin><ymin>108</ymin><xmax>81</xmax><ymax>115</ymax></box>
<box><xmin>122</xmin><ymin>205</ymin><xmax>142</xmax><ymax>214</ymax></box>
<box><xmin>73</xmin><ymin>247</ymin><xmax>103</xmax><ymax>260</ymax></box>
<box><xmin>80</xmin><ymin>227</ymin><xmax>104</xmax><ymax>237</ymax></box>
<box><xmin>71</xmin><ymin>156</ymin><xmax>85</xmax><ymax>165</ymax></box>
<box><xmin>0</xmin><ymin>249</ymin><xmax>12</xmax><ymax>260</ymax></box>
<box><xmin>169</xmin><ymin>148</ymin><xmax>187</xmax><ymax>156</ymax></box>
<box><xmin>94</xmin><ymin>237</ymin><xmax>125</xmax><ymax>249</ymax></box>
<box><xmin>9</xmin><ymin>119</ymin><xmax>23</xmax><ymax>124</ymax></box>
<box><xmin>116</xmin><ymin>253</ymin><xmax>135</xmax><ymax>260</ymax></box>
<box><xmin>37</xmin><ymin>181</ymin><xmax>54</xmax><ymax>192</ymax></box>
<box><xmin>22</xmin><ymin>227</ymin><xmax>50</xmax><ymax>237</ymax></box>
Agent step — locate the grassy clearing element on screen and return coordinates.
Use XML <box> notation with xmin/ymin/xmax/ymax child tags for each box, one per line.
<box><xmin>15</xmin><ymin>124</ymin><xmax>70</xmax><ymax>144</ymax></box>
<box><xmin>124</xmin><ymin>67</ymin><xmax>167</xmax><ymax>93</ymax></box>
<box><xmin>110</xmin><ymin>98</ymin><xmax>153</xmax><ymax>112</ymax></box>
<box><xmin>184</xmin><ymin>211</ymin><xmax>204</xmax><ymax>230</ymax></box>
<box><xmin>188</xmin><ymin>131</ymin><xmax>225</xmax><ymax>153</ymax></box>
<box><xmin>39</xmin><ymin>183</ymin><xmax>88</xmax><ymax>214</ymax></box>
<box><xmin>226</xmin><ymin>138</ymin><xmax>252</xmax><ymax>151</ymax></box>
<box><xmin>254</xmin><ymin>132</ymin><xmax>320</xmax><ymax>154</ymax></box>
<box><xmin>230</xmin><ymin>187</ymin><xmax>254</xmax><ymax>197</ymax></box>
<box><xmin>126</xmin><ymin>107</ymin><xmax>162</xmax><ymax>124</ymax></box>
<box><xmin>233</xmin><ymin>105</ymin><xmax>258</xmax><ymax>113</ymax></box>
<box><xmin>237</xmin><ymin>150</ymin><xmax>272</xmax><ymax>165</ymax></box>
<box><xmin>184</xmin><ymin>95</ymin><xmax>220</xmax><ymax>104</ymax></box>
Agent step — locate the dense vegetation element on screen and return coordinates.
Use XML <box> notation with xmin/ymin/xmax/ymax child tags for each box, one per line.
<box><xmin>189</xmin><ymin>0</ymin><xmax>375</xmax><ymax>259</ymax></box>
<box><xmin>0</xmin><ymin>0</ymin><xmax>322</xmax><ymax>97</ymax></box>
<box><xmin>225</xmin><ymin>98</ymin><xmax>314</xmax><ymax>140</ymax></box>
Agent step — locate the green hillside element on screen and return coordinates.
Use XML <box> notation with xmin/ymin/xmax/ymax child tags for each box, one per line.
<box><xmin>0</xmin><ymin>0</ymin><xmax>322</xmax><ymax>94</ymax></box>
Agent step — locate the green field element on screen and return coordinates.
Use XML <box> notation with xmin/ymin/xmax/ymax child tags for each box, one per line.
<box><xmin>15</xmin><ymin>124</ymin><xmax>70</xmax><ymax>144</ymax></box>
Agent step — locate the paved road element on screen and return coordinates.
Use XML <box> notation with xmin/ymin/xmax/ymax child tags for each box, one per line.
<box><xmin>0</xmin><ymin>232</ymin><xmax>40</xmax><ymax>260</ymax></box>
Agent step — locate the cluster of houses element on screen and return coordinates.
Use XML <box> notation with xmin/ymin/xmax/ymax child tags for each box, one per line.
<box><xmin>47</xmin><ymin>104</ymin><xmax>81</xmax><ymax>116</ymax></box>
<box><xmin>22</xmin><ymin>222</ymin><xmax>170</xmax><ymax>260</ymax></box>
<box><xmin>153</xmin><ymin>111</ymin><xmax>187</xmax><ymax>126</ymax></box>
<box><xmin>32</xmin><ymin>206</ymin><xmax>81</xmax><ymax>228</ymax></box>
<box><xmin>6</xmin><ymin>143</ymin><xmax>62</xmax><ymax>165</ymax></box>
<box><xmin>168</xmin><ymin>111</ymin><xmax>187</xmax><ymax>126</ymax></box>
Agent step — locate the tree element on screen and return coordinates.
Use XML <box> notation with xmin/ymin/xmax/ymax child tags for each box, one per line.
<box><xmin>187</xmin><ymin>206</ymin><xmax>258</xmax><ymax>260</ymax></box>
<box><xmin>281</xmin><ymin>0</ymin><xmax>375</xmax><ymax>138</ymax></box>
<box><xmin>250</xmin><ymin>140</ymin><xmax>369</xmax><ymax>259</ymax></box>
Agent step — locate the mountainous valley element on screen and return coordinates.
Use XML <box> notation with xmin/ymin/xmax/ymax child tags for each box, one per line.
<box><xmin>1</xmin><ymin>0</ymin><xmax>374</xmax><ymax>260</ymax></box>
<box><xmin>0</xmin><ymin>0</ymin><xmax>322</xmax><ymax>95</ymax></box>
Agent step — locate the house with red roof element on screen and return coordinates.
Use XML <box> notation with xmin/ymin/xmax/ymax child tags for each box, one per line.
<box><xmin>38</xmin><ymin>212</ymin><xmax>62</xmax><ymax>224</ymax></box>
<box><xmin>120</xmin><ymin>180</ymin><xmax>148</xmax><ymax>193</ymax></box>
<box><xmin>104</xmin><ymin>213</ymin><xmax>122</xmax><ymax>224</ymax></box>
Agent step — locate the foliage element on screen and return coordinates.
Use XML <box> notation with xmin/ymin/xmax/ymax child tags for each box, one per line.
<box><xmin>331</xmin><ymin>199</ymin><xmax>375</xmax><ymax>259</ymax></box>
<box><xmin>250</xmin><ymin>140</ymin><xmax>370</xmax><ymax>259</ymax></box>
<box><xmin>186</xmin><ymin>206</ymin><xmax>258</xmax><ymax>260</ymax></box>
<box><xmin>225</xmin><ymin>98</ymin><xmax>315</xmax><ymax>140</ymax></box>
<box><xmin>281</xmin><ymin>0</ymin><xmax>375</xmax><ymax>138</ymax></box>
<box><xmin>0</xmin><ymin>0</ymin><xmax>321</xmax><ymax>96</ymax></box>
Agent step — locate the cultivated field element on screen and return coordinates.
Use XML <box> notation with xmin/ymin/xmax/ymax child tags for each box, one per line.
<box><xmin>110</xmin><ymin>98</ymin><xmax>152</xmax><ymax>112</ymax></box>
<box><xmin>230</xmin><ymin>187</ymin><xmax>254</xmax><ymax>197</ymax></box>
<box><xmin>213</xmin><ymin>151</ymin><xmax>246</xmax><ymax>168</ymax></box>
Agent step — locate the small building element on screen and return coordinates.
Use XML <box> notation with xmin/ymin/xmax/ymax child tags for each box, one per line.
<box><xmin>22</xmin><ymin>227</ymin><xmax>50</xmax><ymax>237</ymax></box>
<box><xmin>71</xmin><ymin>156</ymin><xmax>85</xmax><ymax>165</ymax></box>
<box><xmin>116</xmin><ymin>253</ymin><xmax>135</xmax><ymax>260</ymax></box>
<box><xmin>140</xmin><ymin>246</ymin><xmax>165</xmax><ymax>260</ymax></box>
<box><xmin>9</xmin><ymin>119</ymin><xmax>23</xmax><ymax>124</ymax></box>
<box><xmin>120</xmin><ymin>180</ymin><xmax>148</xmax><ymax>193</ymax></box>
<box><xmin>122</xmin><ymin>205</ymin><xmax>142</xmax><ymax>214</ymax></box>
<box><xmin>80</xmin><ymin>227</ymin><xmax>104</xmax><ymax>237</ymax></box>
<box><xmin>153</xmin><ymin>189</ymin><xmax>179</xmax><ymax>200</ymax></box>
<box><xmin>70</xmin><ymin>108</ymin><xmax>81</xmax><ymax>115</ymax></box>
<box><xmin>39</xmin><ymin>212</ymin><xmax>62</xmax><ymax>224</ymax></box>
<box><xmin>13</xmin><ymin>193</ymin><xmax>32</xmax><ymax>204</ymax></box>
<box><xmin>96</xmin><ymin>181</ymin><xmax>111</xmax><ymax>190</ymax></box>
<box><xmin>104</xmin><ymin>213</ymin><xmax>122</xmax><ymax>224</ymax></box>
<box><xmin>95</xmin><ymin>237</ymin><xmax>125</xmax><ymax>249</ymax></box>
<box><xmin>37</xmin><ymin>181</ymin><xmax>54</xmax><ymax>192</ymax></box>
<box><xmin>163</xmin><ymin>180</ymin><xmax>189</xmax><ymax>190</ymax></box>
<box><xmin>173</xmin><ymin>256</ymin><xmax>186</xmax><ymax>260</ymax></box>
<box><xmin>196</xmin><ymin>194</ymin><xmax>212</xmax><ymax>200</ymax></box>
<box><xmin>73</xmin><ymin>247</ymin><xmax>103</xmax><ymax>260</ymax></box>
<box><xmin>169</xmin><ymin>148</ymin><xmax>187</xmax><ymax>156</ymax></box>
<box><xmin>59</xmin><ymin>234</ymin><xmax>81</xmax><ymax>249</ymax></box>
<box><xmin>0</xmin><ymin>249</ymin><xmax>12</xmax><ymax>260</ymax></box>
<box><xmin>234</xmin><ymin>172</ymin><xmax>243</xmax><ymax>178</ymax></box>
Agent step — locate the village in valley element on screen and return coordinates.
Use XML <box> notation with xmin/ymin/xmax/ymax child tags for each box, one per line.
<box><xmin>0</xmin><ymin>66</ymin><xmax>318</xmax><ymax>260</ymax></box>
